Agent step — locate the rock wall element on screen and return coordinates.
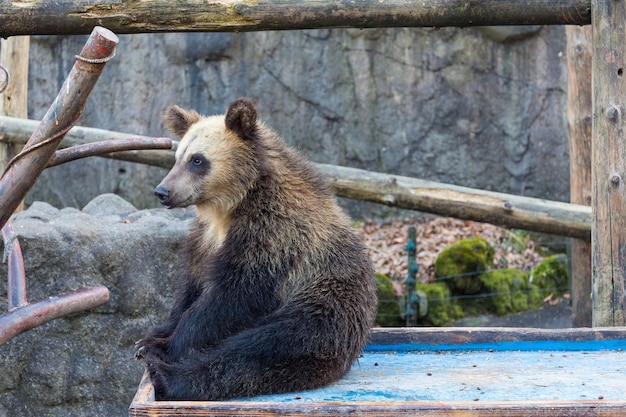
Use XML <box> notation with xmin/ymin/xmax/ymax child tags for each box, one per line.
<box><xmin>0</xmin><ymin>195</ymin><xmax>191</xmax><ymax>417</ymax></box>
<box><xmin>24</xmin><ymin>27</ymin><xmax>569</xmax><ymax>218</ymax></box>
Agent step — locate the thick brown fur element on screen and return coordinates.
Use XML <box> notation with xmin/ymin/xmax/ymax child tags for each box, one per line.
<box><xmin>135</xmin><ymin>98</ymin><xmax>377</xmax><ymax>401</ymax></box>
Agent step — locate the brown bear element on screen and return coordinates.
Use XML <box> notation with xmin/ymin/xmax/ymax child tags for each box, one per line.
<box><xmin>135</xmin><ymin>98</ymin><xmax>378</xmax><ymax>401</ymax></box>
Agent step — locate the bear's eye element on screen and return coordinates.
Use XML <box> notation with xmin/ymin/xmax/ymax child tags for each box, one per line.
<box><xmin>188</xmin><ymin>154</ymin><xmax>209</xmax><ymax>174</ymax></box>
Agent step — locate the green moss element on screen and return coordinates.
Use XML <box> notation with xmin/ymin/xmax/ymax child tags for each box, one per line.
<box><xmin>478</xmin><ymin>269</ymin><xmax>543</xmax><ymax>316</ymax></box>
<box><xmin>374</xmin><ymin>272</ymin><xmax>404</xmax><ymax>327</ymax></box>
<box><xmin>530</xmin><ymin>254</ymin><xmax>569</xmax><ymax>298</ymax></box>
<box><xmin>434</xmin><ymin>236</ymin><xmax>494</xmax><ymax>295</ymax></box>
<box><xmin>416</xmin><ymin>282</ymin><xmax>463</xmax><ymax>326</ymax></box>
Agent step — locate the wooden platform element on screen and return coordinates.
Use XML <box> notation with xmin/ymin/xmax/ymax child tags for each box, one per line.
<box><xmin>129</xmin><ymin>327</ymin><xmax>626</xmax><ymax>416</ymax></box>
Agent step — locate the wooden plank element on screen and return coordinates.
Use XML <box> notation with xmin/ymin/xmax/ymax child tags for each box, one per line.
<box><xmin>129</xmin><ymin>328</ymin><xmax>626</xmax><ymax>417</ymax></box>
<box><xmin>368</xmin><ymin>326</ymin><xmax>626</xmax><ymax>346</ymax></box>
<box><xmin>0</xmin><ymin>0</ymin><xmax>592</xmax><ymax>37</ymax></box>
<box><xmin>591</xmin><ymin>0</ymin><xmax>626</xmax><ymax>326</ymax></box>
<box><xmin>566</xmin><ymin>25</ymin><xmax>593</xmax><ymax>327</ymax></box>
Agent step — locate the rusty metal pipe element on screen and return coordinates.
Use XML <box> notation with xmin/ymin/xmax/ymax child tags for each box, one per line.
<box><xmin>0</xmin><ymin>285</ymin><xmax>110</xmax><ymax>345</ymax></box>
<box><xmin>1</xmin><ymin>221</ymin><xmax>26</xmax><ymax>311</ymax></box>
<box><xmin>0</xmin><ymin>26</ymin><xmax>118</xmax><ymax>229</ymax></box>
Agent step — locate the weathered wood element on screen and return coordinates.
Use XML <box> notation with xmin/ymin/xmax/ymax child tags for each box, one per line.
<box><xmin>0</xmin><ymin>27</ymin><xmax>119</xmax><ymax>230</ymax></box>
<box><xmin>0</xmin><ymin>0</ymin><xmax>591</xmax><ymax>37</ymax></box>
<box><xmin>130</xmin><ymin>327</ymin><xmax>626</xmax><ymax>417</ymax></box>
<box><xmin>566</xmin><ymin>26</ymin><xmax>593</xmax><ymax>327</ymax></box>
<box><xmin>368</xmin><ymin>326</ymin><xmax>626</xmax><ymax>346</ymax></box>
<box><xmin>591</xmin><ymin>0</ymin><xmax>626</xmax><ymax>326</ymax></box>
<box><xmin>0</xmin><ymin>36</ymin><xmax>30</xmax><ymax>214</ymax></box>
<box><xmin>0</xmin><ymin>116</ymin><xmax>175</xmax><ymax>169</ymax></box>
<box><xmin>0</xmin><ymin>116</ymin><xmax>592</xmax><ymax>239</ymax></box>
<box><xmin>321</xmin><ymin>164</ymin><xmax>591</xmax><ymax>239</ymax></box>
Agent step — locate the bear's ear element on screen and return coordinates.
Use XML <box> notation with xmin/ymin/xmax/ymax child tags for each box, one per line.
<box><xmin>163</xmin><ymin>105</ymin><xmax>201</xmax><ymax>138</ymax></box>
<box><xmin>225</xmin><ymin>98</ymin><xmax>258</xmax><ymax>141</ymax></box>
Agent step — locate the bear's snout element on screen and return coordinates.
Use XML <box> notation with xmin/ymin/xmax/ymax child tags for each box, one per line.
<box><xmin>154</xmin><ymin>185</ymin><xmax>171</xmax><ymax>206</ymax></box>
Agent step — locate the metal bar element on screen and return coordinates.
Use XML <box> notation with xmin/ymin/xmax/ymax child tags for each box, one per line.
<box><xmin>47</xmin><ymin>137</ymin><xmax>172</xmax><ymax>167</ymax></box>
<box><xmin>0</xmin><ymin>285</ymin><xmax>110</xmax><ymax>345</ymax></box>
<box><xmin>1</xmin><ymin>221</ymin><xmax>26</xmax><ymax>311</ymax></box>
<box><xmin>0</xmin><ymin>26</ymin><xmax>119</xmax><ymax>230</ymax></box>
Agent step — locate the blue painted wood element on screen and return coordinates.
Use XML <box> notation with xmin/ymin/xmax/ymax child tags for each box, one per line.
<box><xmin>237</xmin><ymin>342</ymin><xmax>626</xmax><ymax>403</ymax></box>
<box><xmin>367</xmin><ymin>338</ymin><xmax>626</xmax><ymax>352</ymax></box>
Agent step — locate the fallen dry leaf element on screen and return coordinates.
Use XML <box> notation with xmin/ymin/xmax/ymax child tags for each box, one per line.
<box><xmin>356</xmin><ymin>216</ymin><xmax>545</xmax><ymax>296</ymax></box>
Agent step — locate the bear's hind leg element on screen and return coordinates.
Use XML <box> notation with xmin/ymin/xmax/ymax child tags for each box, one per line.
<box><xmin>146</xmin><ymin>320</ymin><xmax>355</xmax><ymax>401</ymax></box>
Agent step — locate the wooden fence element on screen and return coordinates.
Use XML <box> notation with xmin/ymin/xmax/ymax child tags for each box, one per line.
<box><xmin>0</xmin><ymin>0</ymin><xmax>622</xmax><ymax>328</ymax></box>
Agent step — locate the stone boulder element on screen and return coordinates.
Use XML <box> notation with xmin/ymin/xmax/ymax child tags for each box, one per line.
<box><xmin>0</xmin><ymin>194</ymin><xmax>192</xmax><ymax>417</ymax></box>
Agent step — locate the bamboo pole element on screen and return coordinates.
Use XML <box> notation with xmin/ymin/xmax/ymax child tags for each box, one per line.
<box><xmin>591</xmin><ymin>0</ymin><xmax>626</xmax><ymax>326</ymax></box>
<box><xmin>0</xmin><ymin>0</ymin><xmax>591</xmax><ymax>37</ymax></box>
<box><xmin>566</xmin><ymin>25</ymin><xmax>593</xmax><ymax>327</ymax></box>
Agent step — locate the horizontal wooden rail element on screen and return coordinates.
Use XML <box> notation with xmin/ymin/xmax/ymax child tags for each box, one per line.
<box><xmin>322</xmin><ymin>164</ymin><xmax>591</xmax><ymax>239</ymax></box>
<box><xmin>0</xmin><ymin>116</ymin><xmax>591</xmax><ymax>239</ymax></box>
<box><xmin>0</xmin><ymin>0</ymin><xmax>591</xmax><ymax>37</ymax></box>
<box><xmin>0</xmin><ymin>116</ymin><xmax>175</xmax><ymax>169</ymax></box>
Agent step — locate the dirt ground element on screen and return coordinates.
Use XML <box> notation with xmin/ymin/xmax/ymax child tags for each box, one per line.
<box><xmin>454</xmin><ymin>302</ymin><xmax>573</xmax><ymax>329</ymax></box>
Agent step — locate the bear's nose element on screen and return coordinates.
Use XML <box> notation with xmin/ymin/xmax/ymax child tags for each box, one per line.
<box><xmin>154</xmin><ymin>185</ymin><xmax>170</xmax><ymax>206</ymax></box>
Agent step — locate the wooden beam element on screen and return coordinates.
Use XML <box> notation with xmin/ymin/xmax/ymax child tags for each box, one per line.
<box><xmin>322</xmin><ymin>164</ymin><xmax>591</xmax><ymax>239</ymax></box>
<box><xmin>591</xmin><ymin>0</ymin><xmax>626</xmax><ymax>326</ymax></box>
<box><xmin>566</xmin><ymin>25</ymin><xmax>592</xmax><ymax>327</ymax></box>
<box><xmin>0</xmin><ymin>0</ymin><xmax>591</xmax><ymax>37</ymax></box>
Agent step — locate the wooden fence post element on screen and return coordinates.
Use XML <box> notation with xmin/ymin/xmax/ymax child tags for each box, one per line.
<box><xmin>591</xmin><ymin>0</ymin><xmax>626</xmax><ymax>326</ymax></box>
<box><xmin>0</xmin><ymin>36</ymin><xmax>29</xmax><ymax>214</ymax></box>
<box><xmin>566</xmin><ymin>26</ymin><xmax>592</xmax><ymax>327</ymax></box>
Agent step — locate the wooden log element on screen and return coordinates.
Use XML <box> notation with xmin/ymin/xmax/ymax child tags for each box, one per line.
<box><xmin>322</xmin><ymin>164</ymin><xmax>591</xmax><ymax>239</ymax></box>
<box><xmin>566</xmin><ymin>25</ymin><xmax>592</xmax><ymax>327</ymax></box>
<box><xmin>591</xmin><ymin>0</ymin><xmax>626</xmax><ymax>326</ymax></box>
<box><xmin>0</xmin><ymin>116</ymin><xmax>175</xmax><ymax>168</ymax></box>
<box><xmin>0</xmin><ymin>27</ymin><xmax>119</xmax><ymax>230</ymax></box>
<box><xmin>0</xmin><ymin>116</ymin><xmax>592</xmax><ymax>239</ymax></box>
<box><xmin>0</xmin><ymin>0</ymin><xmax>591</xmax><ymax>37</ymax></box>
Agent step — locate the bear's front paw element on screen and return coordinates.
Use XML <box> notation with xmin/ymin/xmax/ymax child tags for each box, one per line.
<box><xmin>134</xmin><ymin>336</ymin><xmax>168</xmax><ymax>360</ymax></box>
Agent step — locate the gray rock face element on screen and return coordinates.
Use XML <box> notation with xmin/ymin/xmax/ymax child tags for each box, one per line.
<box><xmin>0</xmin><ymin>194</ymin><xmax>192</xmax><ymax>416</ymax></box>
<box><xmin>24</xmin><ymin>27</ymin><xmax>569</xmax><ymax>218</ymax></box>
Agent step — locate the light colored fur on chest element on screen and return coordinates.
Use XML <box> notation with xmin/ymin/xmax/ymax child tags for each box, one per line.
<box><xmin>195</xmin><ymin>205</ymin><xmax>231</xmax><ymax>254</ymax></box>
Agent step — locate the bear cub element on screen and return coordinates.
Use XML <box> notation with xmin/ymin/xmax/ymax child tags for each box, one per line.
<box><xmin>135</xmin><ymin>98</ymin><xmax>378</xmax><ymax>401</ymax></box>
